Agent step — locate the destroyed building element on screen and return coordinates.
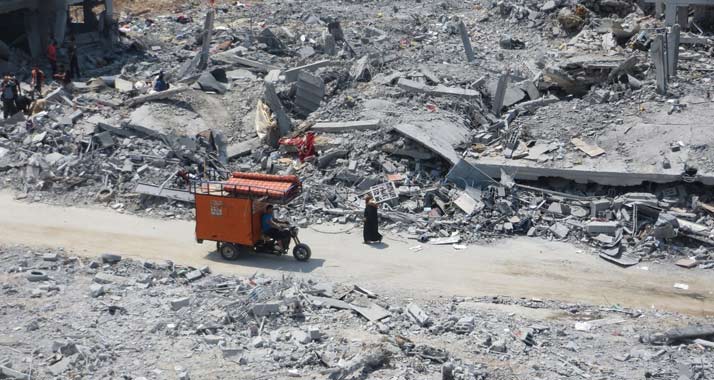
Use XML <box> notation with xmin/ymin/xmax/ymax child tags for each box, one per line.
<box><xmin>0</xmin><ymin>0</ymin><xmax>114</xmax><ymax>70</ymax></box>
<box><xmin>1</xmin><ymin>0</ymin><xmax>714</xmax><ymax>378</ymax></box>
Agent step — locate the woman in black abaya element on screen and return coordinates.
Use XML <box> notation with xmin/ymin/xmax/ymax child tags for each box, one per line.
<box><xmin>363</xmin><ymin>195</ymin><xmax>382</xmax><ymax>244</ymax></box>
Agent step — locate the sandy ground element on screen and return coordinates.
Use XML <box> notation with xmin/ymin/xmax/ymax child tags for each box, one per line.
<box><xmin>1</xmin><ymin>191</ymin><xmax>712</xmax><ymax>316</ymax></box>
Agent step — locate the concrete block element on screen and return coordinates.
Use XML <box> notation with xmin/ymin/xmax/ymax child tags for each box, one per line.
<box><xmin>307</xmin><ymin>326</ymin><xmax>322</xmax><ymax>341</ymax></box>
<box><xmin>294</xmin><ymin>71</ymin><xmax>324</xmax><ymax>116</ymax></box>
<box><xmin>185</xmin><ymin>269</ymin><xmax>203</xmax><ymax>282</ymax></box>
<box><xmin>42</xmin><ymin>253</ymin><xmax>59</xmax><ymax>262</ymax></box>
<box><xmin>406</xmin><ymin>303</ymin><xmax>431</xmax><ymax>327</ymax></box>
<box><xmin>251</xmin><ymin>301</ymin><xmax>281</xmax><ymax>316</ymax></box>
<box><xmin>549</xmin><ymin>222</ymin><xmax>570</xmax><ymax>239</ymax></box>
<box><xmin>89</xmin><ymin>284</ymin><xmax>105</xmax><ymax>298</ymax></box>
<box><xmin>221</xmin><ymin>346</ymin><xmax>243</xmax><ymax>358</ymax></box>
<box><xmin>100</xmin><ymin>253</ymin><xmax>122</xmax><ymax>264</ymax></box>
<box><xmin>292</xmin><ymin>330</ymin><xmax>311</xmax><ymax>344</ymax></box>
<box><xmin>171</xmin><ymin>297</ymin><xmax>191</xmax><ymax>311</ymax></box>
<box><xmin>114</xmin><ymin>77</ymin><xmax>134</xmax><ymax>92</ymax></box>
<box><xmin>547</xmin><ymin>202</ymin><xmax>570</xmax><ymax>216</ymax></box>
<box><xmin>584</xmin><ymin>221</ymin><xmax>618</xmax><ymax>236</ymax></box>
<box><xmin>251</xmin><ymin>336</ymin><xmax>265</xmax><ymax>348</ymax></box>
<box><xmin>93</xmin><ymin>272</ymin><xmax>118</xmax><ymax>284</ymax></box>
<box><xmin>203</xmin><ymin>335</ymin><xmax>223</xmax><ymax>345</ymax></box>
<box><xmin>590</xmin><ymin>199</ymin><xmax>611</xmax><ymax>218</ymax></box>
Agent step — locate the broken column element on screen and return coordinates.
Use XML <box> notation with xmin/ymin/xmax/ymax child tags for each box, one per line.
<box><xmin>322</xmin><ymin>32</ymin><xmax>336</xmax><ymax>56</ymax></box>
<box><xmin>667</xmin><ymin>24</ymin><xmax>680</xmax><ymax>78</ymax></box>
<box><xmin>492</xmin><ymin>74</ymin><xmax>509</xmax><ymax>115</ymax></box>
<box><xmin>23</xmin><ymin>10</ymin><xmax>42</xmax><ymax>59</ymax></box>
<box><xmin>655</xmin><ymin>0</ymin><xmax>663</xmax><ymax>17</ymax></box>
<box><xmin>650</xmin><ymin>34</ymin><xmax>667</xmax><ymax>95</ymax></box>
<box><xmin>53</xmin><ymin>0</ymin><xmax>68</xmax><ymax>45</ymax></box>
<box><xmin>458</xmin><ymin>21</ymin><xmax>475</xmax><ymax>63</ymax></box>
<box><xmin>677</xmin><ymin>6</ymin><xmax>688</xmax><ymax>29</ymax></box>
<box><xmin>198</xmin><ymin>9</ymin><xmax>215</xmax><ymax>70</ymax></box>
<box><xmin>664</xmin><ymin>1</ymin><xmax>677</xmax><ymax>26</ymax></box>
<box><xmin>263</xmin><ymin>83</ymin><xmax>293</xmax><ymax>137</ymax></box>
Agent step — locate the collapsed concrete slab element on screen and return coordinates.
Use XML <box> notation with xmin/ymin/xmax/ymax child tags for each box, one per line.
<box><xmin>124</xmin><ymin>86</ymin><xmax>189</xmax><ymax>107</ymax></box>
<box><xmin>283</xmin><ymin>60</ymin><xmax>333</xmax><ymax>83</ymax></box>
<box><xmin>312</xmin><ymin>119</ymin><xmax>381</xmax><ymax>133</ymax></box>
<box><xmin>397</xmin><ymin>78</ymin><xmax>480</xmax><ymax>99</ymax></box>
<box><xmin>391</xmin><ymin>121</ymin><xmax>470</xmax><ymax>164</ymax></box>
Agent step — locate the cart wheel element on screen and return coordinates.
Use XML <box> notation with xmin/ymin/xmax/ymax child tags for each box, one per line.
<box><xmin>220</xmin><ymin>243</ymin><xmax>241</xmax><ymax>260</ymax></box>
<box><xmin>292</xmin><ymin>243</ymin><xmax>311</xmax><ymax>262</ymax></box>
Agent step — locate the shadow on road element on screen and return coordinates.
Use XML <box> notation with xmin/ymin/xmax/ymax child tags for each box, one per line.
<box><xmin>366</xmin><ymin>242</ymin><xmax>389</xmax><ymax>249</ymax></box>
<box><xmin>203</xmin><ymin>250</ymin><xmax>325</xmax><ymax>273</ymax></box>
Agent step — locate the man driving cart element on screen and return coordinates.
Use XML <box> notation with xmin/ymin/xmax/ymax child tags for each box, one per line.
<box><xmin>261</xmin><ymin>205</ymin><xmax>291</xmax><ymax>252</ymax></box>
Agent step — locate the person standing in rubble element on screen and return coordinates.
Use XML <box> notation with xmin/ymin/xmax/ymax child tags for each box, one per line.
<box><xmin>363</xmin><ymin>195</ymin><xmax>383</xmax><ymax>244</ymax></box>
<box><xmin>47</xmin><ymin>39</ymin><xmax>58</xmax><ymax>76</ymax></box>
<box><xmin>31</xmin><ymin>65</ymin><xmax>45</xmax><ymax>98</ymax></box>
<box><xmin>54</xmin><ymin>65</ymin><xmax>72</xmax><ymax>89</ymax></box>
<box><xmin>153</xmin><ymin>71</ymin><xmax>169</xmax><ymax>92</ymax></box>
<box><xmin>68</xmin><ymin>36</ymin><xmax>81</xmax><ymax>79</ymax></box>
<box><xmin>1</xmin><ymin>73</ymin><xmax>18</xmax><ymax>119</ymax></box>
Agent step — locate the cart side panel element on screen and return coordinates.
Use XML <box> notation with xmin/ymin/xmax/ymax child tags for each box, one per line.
<box><xmin>252</xmin><ymin>209</ymin><xmax>263</xmax><ymax>242</ymax></box>
<box><xmin>195</xmin><ymin>194</ymin><xmax>253</xmax><ymax>245</ymax></box>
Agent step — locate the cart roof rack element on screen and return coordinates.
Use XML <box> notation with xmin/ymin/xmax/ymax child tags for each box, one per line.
<box><xmin>192</xmin><ymin>172</ymin><xmax>302</xmax><ymax>204</ymax></box>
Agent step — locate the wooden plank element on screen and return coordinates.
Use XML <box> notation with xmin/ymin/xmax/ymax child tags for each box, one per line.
<box><xmin>571</xmin><ymin>138</ymin><xmax>605</xmax><ymax>158</ymax></box>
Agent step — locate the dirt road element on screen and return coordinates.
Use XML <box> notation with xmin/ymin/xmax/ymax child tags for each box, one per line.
<box><xmin>1</xmin><ymin>191</ymin><xmax>712</xmax><ymax>315</ymax></box>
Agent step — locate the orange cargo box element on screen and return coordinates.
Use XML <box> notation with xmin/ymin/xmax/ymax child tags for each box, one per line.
<box><xmin>193</xmin><ymin>173</ymin><xmax>302</xmax><ymax>246</ymax></box>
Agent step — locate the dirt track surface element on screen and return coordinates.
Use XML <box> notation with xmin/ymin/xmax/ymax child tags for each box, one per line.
<box><xmin>1</xmin><ymin>191</ymin><xmax>712</xmax><ymax>316</ymax></box>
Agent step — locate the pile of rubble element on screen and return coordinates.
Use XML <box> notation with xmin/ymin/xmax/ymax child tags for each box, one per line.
<box><xmin>1</xmin><ymin>0</ymin><xmax>713</xmax><ymax>266</ymax></box>
<box><xmin>1</xmin><ymin>246</ymin><xmax>713</xmax><ymax>379</ymax></box>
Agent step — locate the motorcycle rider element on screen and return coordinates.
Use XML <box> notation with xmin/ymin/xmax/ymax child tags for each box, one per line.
<box><xmin>261</xmin><ymin>205</ymin><xmax>291</xmax><ymax>251</ymax></box>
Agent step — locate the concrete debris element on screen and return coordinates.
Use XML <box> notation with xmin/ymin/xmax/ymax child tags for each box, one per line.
<box><xmin>312</xmin><ymin>119</ymin><xmax>381</xmax><ymax>133</ymax></box>
<box><xmin>1</xmin><ymin>246</ymin><xmax>713</xmax><ymax>378</ymax></box>
<box><xmin>197</xmin><ymin>71</ymin><xmax>227</xmax><ymax>94</ymax></box>
<box><xmin>0</xmin><ymin>0</ymin><xmax>711</xmax><ymax>376</ymax></box>
<box><xmin>294</xmin><ymin>71</ymin><xmax>325</xmax><ymax>116</ymax></box>
<box><xmin>458</xmin><ymin>21</ymin><xmax>476</xmax><ymax>63</ymax></box>
<box><xmin>397</xmin><ymin>78</ymin><xmax>480</xmax><ymax>99</ymax></box>
<box><xmin>170</xmin><ymin>297</ymin><xmax>191</xmax><ymax>311</ymax></box>
<box><xmin>350</xmin><ymin>55</ymin><xmax>372</xmax><ymax>82</ymax></box>
<box><xmin>100</xmin><ymin>253</ymin><xmax>122</xmax><ymax>264</ymax></box>
<box><xmin>406</xmin><ymin>303</ymin><xmax>432</xmax><ymax>327</ymax></box>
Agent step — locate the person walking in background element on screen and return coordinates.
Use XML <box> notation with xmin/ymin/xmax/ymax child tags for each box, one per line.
<box><xmin>47</xmin><ymin>39</ymin><xmax>57</xmax><ymax>76</ymax></box>
<box><xmin>31</xmin><ymin>65</ymin><xmax>45</xmax><ymax>98</ymax></box>
<box><xmin>363</xmin><ymin>195</ymin><xmax>382</xmax><ymax>244</ymax></box>
<box><xmin>68</xmin><ymin>36</ymin><xmax>80</xmax><ymax>79</ymax></box>
<box><xmin>1</xmin><ymin>73</ymin><xmax>18</xmax><ymax>119</ymax></box>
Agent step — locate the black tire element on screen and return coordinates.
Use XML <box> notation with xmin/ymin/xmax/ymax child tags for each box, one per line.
<box><xmin>292</xmin><ymin>243</ymin><xmax>311</xmax><ymax>262</ymax></box>
<box><xmin>220</xmin><ymin>243</ymin><xmax>241</xmax><ymax>260</ymax></box>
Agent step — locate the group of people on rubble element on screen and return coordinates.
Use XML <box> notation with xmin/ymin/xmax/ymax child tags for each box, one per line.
<box><xmin>1</xmin><ymin>36</ymin><xmax>81</xmax><ymax>120</ymax></box>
